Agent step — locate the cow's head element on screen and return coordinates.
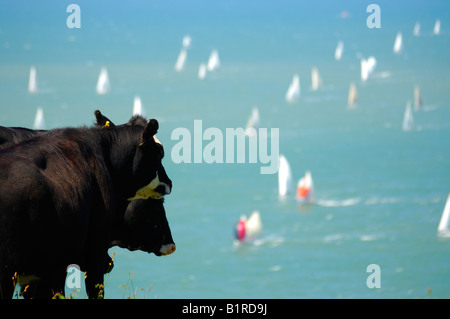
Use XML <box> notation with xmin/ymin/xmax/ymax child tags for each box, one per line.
<box><xmin>120</xmin><ymin>198</ymin><xmax>176</xmax><ymax>256</ymax></box>
<box><xmin>94</xmin><ymin>110</ymin><xmax>172</xmax><ymax>200</ymax></box>
<box><xmin>129</xmin><ymin>119</ymin><xmax>172</xmax><ymax>200</ymax></box>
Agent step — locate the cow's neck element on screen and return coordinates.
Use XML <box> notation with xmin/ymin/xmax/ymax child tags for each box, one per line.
<box><xmin>98</xmin><ymin>126</ymin><xmax>143</xmax><ymax>199</ymax></box>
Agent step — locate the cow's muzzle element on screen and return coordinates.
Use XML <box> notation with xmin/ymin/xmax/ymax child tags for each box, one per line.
<box><xmin>159</xmin><ymin>243</ymin><xmax>176</xmax><ymax>256</ymax></box>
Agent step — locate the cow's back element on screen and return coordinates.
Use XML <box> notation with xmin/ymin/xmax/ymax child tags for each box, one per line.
<box><xmin>0</xmin><ymin>126</ymin><xmax>40</xmax><ymax>148</ymax></box>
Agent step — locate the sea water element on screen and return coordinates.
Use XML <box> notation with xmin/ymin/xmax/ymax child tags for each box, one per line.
<box><xmin>0</xmin><ymin>0</ymin><xmax>449</xmax><ymax>298</ymax></box>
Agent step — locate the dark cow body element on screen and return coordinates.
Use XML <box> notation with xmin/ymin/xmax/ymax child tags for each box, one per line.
<box><xmin>0</xmin><ymin>116</ymin><xmax>174</xmax><ymax>298</ymax></box>
<box><xmin>0</xmin><ymin>126</ymin><xmax>42</xmax><ymax>149</ymax></box>
<box><xmin>0</xmin><ymin>121</ymin><xmax>115</xmax><ymax>296</ymax></box>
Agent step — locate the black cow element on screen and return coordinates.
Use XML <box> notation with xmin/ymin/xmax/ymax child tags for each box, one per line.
<box><xmin>0</xmin><ymin>121</ymin><xmax>114</xmax><ymax>296</ymax></box>
<box><xmin>0</xmin><ymin>114</ymin><xmax>174</xmax><ymax>298</ymax></box>
<box><xmin>0</xmin><ymin>116</ymin><xmax>114</xmax><ymax>297</ymax></box>
<box><xmin>0</xmin><ymin>113</ymin><xmax>176</xmax><ymax>298</ymax></box>
<box><xmin>0</xmin><ymin>126</ymin><xmax>43</xmax><ymax>148</ymax></box>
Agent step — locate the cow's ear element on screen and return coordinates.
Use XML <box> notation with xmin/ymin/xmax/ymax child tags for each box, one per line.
<box><xmin>94</xmin><ymin>110</ymin><xmax>115</xmax><ymax>128</ymax></box>
<box><xmin>140</xmin><ymin>119</ymin><xmax>159</xmax><ymax>145</ymax></box>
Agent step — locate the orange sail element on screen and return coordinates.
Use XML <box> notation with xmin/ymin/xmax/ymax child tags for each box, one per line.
<box><xmin>296</xmin><ymin>171</ymin><xmax>314</xmax><ymax>203</ymax></box>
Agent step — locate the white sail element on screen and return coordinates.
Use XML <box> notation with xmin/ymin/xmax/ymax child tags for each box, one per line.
<box><xmin>311</xmin><ymin>67</ymin><xmax>322</xmax><ymax>91</ymax></box>
<box><xmin>33</xmin><ymin>107</ymin><xmax>45</xmax><ymax>130</ymax></box>
<box><xmin>360</xmin><ymin>56</ymin><xmax>376</xmax><ymax>82</ymax></box>
<box><xmin>285</xmin><ymin>74</ymin><xmax>300</xmax><ymax>103</ymax></box>
<box><xmin>174</xmin><ymin>48</ymin><xmax>187</xmax><ymax>72</ymax></box>
<box><xmin>414</xmin><ymin>85</ymin><xmax>422</xmax><ymax>111</ymax></box>
<box><xmin>335</xmin><ymin>41</ymin><xmax>344</xmax><ymax>61</ymax></box>
<box><xmin>348</xmin><ymin>82</ymin><xmax>358</xmax><ymax>109</ymax></box>
<box><xmin>246</xmin><ymin>210</ymin><xmax>263</xmax><ymax>239</ymax></box>
<box><xmin>434</xmin><ymin>19</ymin><xmax>441</xmax><ymax>35</ymax></box>
<box><xmin>28</xmin><ymin>66</ymin><xmax>38</xmax><ymax>93</ymax></box>
<box><xmin>182</xmin><ymin>35</ymin><xmax>191</xmax><ymax>49</ymax></box>
<box><xmin>360</xmin><ymin>59</ymin><xmax>369</xmax><ymax>82</ymax></box>
<box><xmin>367</xmin><ymin>57</ymin><xmax>377</xmax><ymax>74</ymax></box>
<box><xmin>437</xmin><ymin>193</ymin><xmax>450</xmax><ymax>237</ymax></box>
<box><xmin>278</xmin><ymin>154</ymin><xmax>293</xmax><ymax>198</ymax></box>
<box><xmin>244</xmin><ymin>107</ymin><xmax>259</xmax><ymax>137</ymax></box>
<box><xmin>402</xmin><ymin>102</ymin><xmax>414</xmax><ymax>131</ymax></box>
<box><xmin>198</xmin><ymin>63</ymin><xmax>207</xmax><ymax>80</ymax></box>
<box><xmin>133</xmin><ymin>95</ymin><xmax>144</xmax><ymax>116</ymax></box>
<box><xmin>413</xmin><ymin>22</ymin><xmax>420</xmax><ymax>36</ymax></box>
<box><xmin>207</xmin><ymin>49</ymin><xmax>220</xmax><ymax>72</ymax></box>
<box><xmin>393</xmin><ymin>32</ymin><xmax>403</xmax><ymax>54</ymax></box>
<box><xmin>296</xmin><ymin>171</ymin><xmax>314</xmax><ymax>203</ymax></box>
<box><xmin>96</xmin><ymin>67</ymin><xmax>110</xmax><ymax>95</ymax></box>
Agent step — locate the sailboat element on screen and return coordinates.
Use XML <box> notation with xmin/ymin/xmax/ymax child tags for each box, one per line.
<box><xmin>133</xmin><ymin>95</ymin><xmax>144</xmax><ymax>116</ymax></box>
<box><xmin>246</xmin><ymin>210</ymin><xmax>263</xmax><ymax>239</ymax></box>
<box><xmin>393</xmin><ymin>32</ymin><xmax>403</xmax><ymax>54</ymax></box>
<box><xmin>278</xmin><ymin>154</ymin><xmax>293</xmax><ymax>198</ymax></box>
<box><xmin>437</xmin><ymin>193</ymin><xmax>450</xmax><ymax>238</ymax></box>
<box><xmin>182</xmin><ymin>35</ymin><xmax>192</xmax><ymax>49</ymax></box>
<box><xmin>198</xmin><ymin>63</ymin><xmax>207</xmax><ymax>80</ymax></box>
<box><xmin>414</xmin><ymin>85</ymin><xmax>422</xmax><ymax>111</ymax></box>
<box><xmin>402</xmin><ymin>102</ymin><xmax>414</xmax><ymax>131</ymax></box>
<box><xmin>360</xmin><ymin>59</ymin><xmax>369</xmax><ymax>82</ymax></box>
<box><xmin>285</xmin><ymin>74</ymin><xmax>300</xmax><ymax>103</ymax></box>
<box><xmin>413</xmin><ymin>22</ymin><xmax>420</xmax><ymax>36</ymax></box>
<box><xmin>235</xmin><ymin>215</ymin><xmax>247</xmax><ymax>242</ymax></box>
<box><xmin>244</xmin><ymin>107</ymin><xmax>259</xmax><ymax>137</ymax></box>
<box><xmin>434</xmin><ymin>19</ymin><xmax>441</xmax><ymax>35</ymax></box>
<box><xmin>311</xmin><ymin>67</ymin><xmax>322</xmax><ymax>91</ymax></box>
<box><xmin>360</xmin><ymin>56</ymin><xmax>377</xmax><ymax>82</ymax></box>
<box><xmin>207</xmin><ymin>49</ymin><xmax>220</xmax><ymax>72</ymax></box>
<box><xmin>174</xmin><ymin>48</ymin><xmax>187</xmax><ymax>72</ymax></box>
<box><xmin>235</xmin><ymin>210</ymin><xmax>263</xmax><ymax>242</ymax></box>
<box><xmin>348</xmin><ymin>82</ymin><xmax>358</xmax><ymax>109</ymax></box>
<box><xmin>28</xmin><ymin>66</ymin><xmax>38</xmax><ymax>93</ymax></box>
<box><xmin>96</xmin><ymin>67</ymin><xmax>110</xmax><ymax>95</ymax></box>
<box><xmin>335</xmin><ymin>41</ymin><xmax>344</xmax><ymax>61</ymax></box>
<box><xmin>296</xmin><ymin>171</ymin><xmax>314</xmax><ymax>203</ymax></box>
<box><xmin>33</xmin><ymin>107</ymin><xmax>45</xmax><ymax>130</ymax></box>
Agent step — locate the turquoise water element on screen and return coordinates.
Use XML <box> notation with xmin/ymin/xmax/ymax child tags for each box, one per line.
<box><xmin>1</xmin><ymin>1</ymin><xmax>449</xmax><ymax>298</ymax></box>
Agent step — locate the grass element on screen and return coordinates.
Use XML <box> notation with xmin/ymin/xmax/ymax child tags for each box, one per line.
<box><xmin>119</xmin><ymin>271</ymin><xmax>154</xmax><ymax>299</ymax></box>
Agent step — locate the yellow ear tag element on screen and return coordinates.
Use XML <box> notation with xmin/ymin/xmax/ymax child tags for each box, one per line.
<box><xmin>128</xmin><ymin>184</ymin><xmax>163</xmax><ymax>201</ymax></box>
<box><xmin>103</xmin><ymin>121</ymin><xmax>110</xmax><ymax>128</ymax></box>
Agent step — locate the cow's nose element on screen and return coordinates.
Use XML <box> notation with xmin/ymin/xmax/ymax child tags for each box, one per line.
<box><xmin>154</xmin><ymin>185</ymin><xmax>164</xmax><ymax>195</ymax></box>
<box><xmin>165</xmin><ymin>180</ymin><xmax>172</xmax><ymax>195</ymax></box>
<box><xmin>160</xmin><ymin>243</ymin><xmax>176</xmax><ymax>256</ymax></box>
<box><xmin>164</xmin><ymin>184</ymin><xmax>171</xmax><ymax>195</ymax></box>
<box><xmin>155</xmin><ymin>184</ymin><xmax>171</xmax><ymax>196</ymax></box>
